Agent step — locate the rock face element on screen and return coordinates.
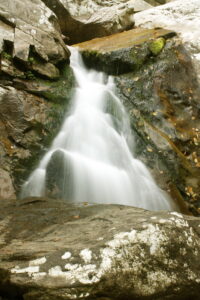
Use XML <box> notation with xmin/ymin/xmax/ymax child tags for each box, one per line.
<box><xmin>0</xmin><ymin>169</ymin><xmax>15</xmax><ymax>200</ymax></box>
<box><xmin>0</xmin><ymin>0</ymin><xmax>75</xmax><ymax>197</ymax></box>
<box><xmin>0</xmin><ymin>197</ymin><xmax>200</xmax><ymax>300</ymax></box>
<box><xmin>0</xmin><ymin>0</ymin><xmax>69</xmax><ymax>65</ymax></box>
<box><xmin>76</xmin><ymin>27</ymin><xmax>200</xmax><ymax>215</ymax></box>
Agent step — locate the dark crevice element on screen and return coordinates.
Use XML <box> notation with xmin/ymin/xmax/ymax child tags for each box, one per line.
<box><xmin>3</xmin><ymin>40</ymin><xmax>14</xmax><ymax>56</ymax></box>
<box><xmin>29</xmin><ymin>45</ymin><xmax>47</xmax><ymax>64</ymax></box>
<box><xmin>8</xmin><ymin>136</ymin><xmax>26</xmax><ymax>150</ymax></box>
<box><xmin>0</xmin><ymin>15</ymin><xmax>16</xmax><ymax>28</ymax></box>
<box><xmin>22</xmin><ymin>127</ymin><xmax>33</xmax><ymax>134</ymax></box>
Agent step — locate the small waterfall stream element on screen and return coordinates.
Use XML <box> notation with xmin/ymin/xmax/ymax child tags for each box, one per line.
<box><xmin>21</xmin><ymin>47</ymin><xmax>173</xmax><ymax>211</ymax></box>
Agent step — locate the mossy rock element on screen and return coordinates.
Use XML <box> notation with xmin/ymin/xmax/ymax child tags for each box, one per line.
<box><xmin>149</xmin><ymin>38</ymin><xmax>166</xmax><ymax>56</ymax></box>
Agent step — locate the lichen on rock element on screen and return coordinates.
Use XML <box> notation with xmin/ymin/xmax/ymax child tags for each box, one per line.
<box><xmin>0</xmin><ymin>199</ymin><xmax>200</xmax><ymax>300</ymax></box>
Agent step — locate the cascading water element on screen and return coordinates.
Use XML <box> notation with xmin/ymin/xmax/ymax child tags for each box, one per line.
<box><xmin>21</xmin><ymin>47</ymin><xmax>173</xmax><ymax>211</ymax></box>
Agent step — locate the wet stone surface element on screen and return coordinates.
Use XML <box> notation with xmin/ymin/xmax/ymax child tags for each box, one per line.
<box><xmin>77</xmin><ymin>28</ymin><xmax>200</xmax><ymax>216</ymax></box>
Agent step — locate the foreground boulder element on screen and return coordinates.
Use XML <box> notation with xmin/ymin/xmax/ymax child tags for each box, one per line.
<box><xmin>0</xmin><ymin>197</ymin><xmax>200</xmax><ymax>300</ymax></box>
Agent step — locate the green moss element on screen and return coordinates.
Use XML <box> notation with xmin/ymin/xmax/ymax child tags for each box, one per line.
<box><xmin>82</xmin><ymin>50</ymin><xmax>99</xmax><ymax>58</ymax></box>
<box><xmin>2</xmin><ymin>51</ymin><xmax>12</xmax><ymax>60</ymax></box>
<box><xmin>35</xmin><ymin>65</ymin><xmax>75</xmax><ymax>103</ymax></box>
<box><xmin>25</xmin><ymin>70</ymin><xmax>36</xmax><ymax>79</ymax></box>
<box><xmin>28</xmin><ymin>57</ymin><xmax>35</xmax><ymax>63</ymax></box>
<box><xmin>149</xmin><ymin>38</ymin><xmax>166</xmax><ymax>56</ymax></box>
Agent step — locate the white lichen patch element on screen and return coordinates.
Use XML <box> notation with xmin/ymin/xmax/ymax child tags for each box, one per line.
<box><xmin>32</xmin><ymin>272</ymin><xmax>47</xmax><ymax>280</ymax></box>
<box><xmin>158</xmin><ymin>218</ymin><xmax>171</xmax><ymax>224</ymax></box>
<box><xmin>170</xmin><ymin>212</ymin><xmax>183</xmax><ymax>218</ymax></box>
<box><xmin>62</xmin><ymin>252</ymin><xmax>72</xmax><ymax>260</ymax></box>
<box><xmin>65</xmin><ymin>263</ymin><xmax>79</xmax><ymax>271</ymax></box>
<box><xmin>11</xmin><ymin>266</ymin><xmax>39</xmax><ymax>276</ymax></box>
<box><xmin>9</xmin><ymin>212</ymin><xmax>199</xmax><ymax>298</ymax></box>
<box><xmin>180</xmin><ymin>248</ymin><xmax>187</xmax><ymax>256</ymax></box>
<box><xmin>80</xmin><ymin>249</ymin><xmax>92</xmax><ymax>264</ymax></box>
<box><xmin>31</xmin><ymin>29</ymin><xmax>37</xmax><ymax>35</ymax></box>
<box><xmin>144</xmin><ymin>271</ymin><xmax>177</xmax><ymax>295</ymax></box>
<box><xmin>48</xmin><ymin>265</ymin><xmax>64</xmax><ymax>277</ymax></box>
<box><xmin>48</xmin><ymin>264</ymin><xmax>98</xmax><ymax>284</ymax></box>
<box><xmin>11</xmin><ymin>257</ymin><xmax>46</xmax><ymax>277</ymax></box>
<box><xmin>29</xmin><ymin>257</ymin><xmax>46</xmax><ymax>266</ymax></box>
<box><xmin>170</xmin><ymin>217</ymin><xmax>189</xmax><ymax>228</ymax></box>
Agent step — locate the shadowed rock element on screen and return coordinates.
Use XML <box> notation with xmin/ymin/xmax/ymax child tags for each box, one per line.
<box><xmin>46</xmin><ymin>149</ymin><xmax>73</xmax><ymax>200</ymax></box>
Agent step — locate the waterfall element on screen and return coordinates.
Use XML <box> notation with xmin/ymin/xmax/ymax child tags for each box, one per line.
<box><xmin>21</xmin><ymin>47</ymin><xmax>173</xmax><ymax>211</ymax></box>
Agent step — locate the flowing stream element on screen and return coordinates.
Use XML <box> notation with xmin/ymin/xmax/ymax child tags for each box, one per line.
<box><xmin>21</xmin><ymin>47</ymin><xmax>173</xmax><ymax>211</ymax></box>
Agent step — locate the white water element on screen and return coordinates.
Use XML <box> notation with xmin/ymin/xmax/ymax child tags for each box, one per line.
<box><xmin>21</xmin><ymin>47</ymin><xmax>173</xmax><ymax>211</ymax></box>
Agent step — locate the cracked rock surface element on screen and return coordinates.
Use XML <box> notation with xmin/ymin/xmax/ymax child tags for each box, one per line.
<box><xmin>0</xmin><ymin>198</ymin><xmax>200</xmax><ymax>300</ymax></box>
<box><xmin>0</xmin><ymin>0</ymin><xmax>69</xmax><ymax>64</ymax></box>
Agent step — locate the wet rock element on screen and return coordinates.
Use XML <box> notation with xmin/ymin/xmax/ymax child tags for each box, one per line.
<box><xmin>76</xmin><ymin>28</ymin><xmax>200</xmax><ymax>215</ymax></box>
<box><xmin>0</xmin><ymin>198</ymin><xmax>200</xmax><ymax>300</ymax></box>
<box><xmin>116</xmin><ymin>41</ymin><xmax>200</xmax><ymax>215</ymax></box>
<box><xmin>46</xmin><ymin>150</ymin><xmax>73</xmax><ymax>199</ymax></box>
<box><xmin>0</xmin><ymin>85</ymin><xmax>73</xmax><ymax>195</ymax></box>
<box><xmin>77</xmin><ymin>27</ymin><xmax>175</xmax><ymax>74</ymax></box>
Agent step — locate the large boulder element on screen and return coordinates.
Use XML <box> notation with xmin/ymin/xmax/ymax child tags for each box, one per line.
<box><xmin>41</xmin><ymin>0</ymin><xmax>176</xmax><ymax>44</ymax></box>
<box><xmin>0</xmin><ymin>197</ymin><xmax>200</xmax><ymax>300</ymax></box>
<box><xmin>76</xmin><ymin>27</ymin><xmax>200</xmax><ymax>215</ymax></box>
<box><xmin>41</xmin><ymin>0</ymin><xmax>136</xmax><ymax>44</ymax></box>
